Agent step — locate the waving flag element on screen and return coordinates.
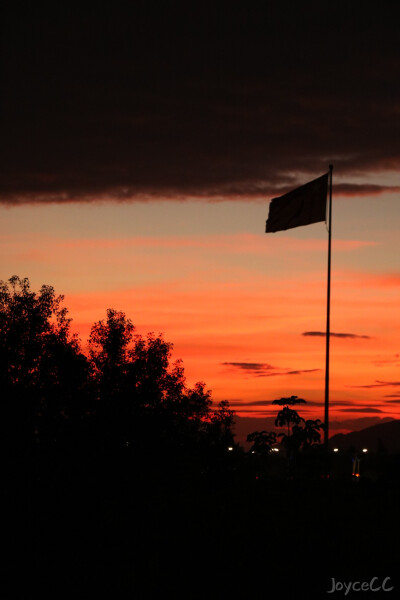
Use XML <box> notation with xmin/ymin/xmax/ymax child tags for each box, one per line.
<box><xmin>266</xmin><ymin>173</ymin><xmax>328</xmax><ymax>233</ymax></box>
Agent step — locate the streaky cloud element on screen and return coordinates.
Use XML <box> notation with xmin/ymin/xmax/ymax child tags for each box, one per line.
<box><xmin>303</xmin><ymin>331</ymin><xmax>371</xmax><ymax>339</ymax></box>
<box><xmin>222</xmin><ymin>362</ymin><xmax>275</xmax><ymax>373</ymax></box>
<box><xmin>222</xmin><ymin>362</ymin><xmax>320</xmax><ymax>378</ymax></box>
<box><xmin>228</xmin><ymin>400</ymin><xmax>278</xmax><ymax>408</ymax></box>
<box><xmin>340</xmin><ymin>407</ymin><xmax>383</xmax><ymax>413</ymax></box>
<box><xmin>334</xmin><ymin>183</ymin><xmax>400</xmax><ymax>196</ymax></box>
<box><xmin>349</xmin><ymin>380</ymin><xmax>400</xmax><ymax>389</ymax></box>
<box><xmin>3</xmin><ymin>182</ymin><xmax>400</xmax><ymax>207</ymax></box>
<box><xmin>285</xmin><ymin>368</ymin><xmax>320</xmax><ymax>375</ymax></box>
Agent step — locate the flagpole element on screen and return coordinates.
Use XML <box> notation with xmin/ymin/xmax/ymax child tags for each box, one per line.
<box><xmin>324</xmin><ymin>165</ymin><xmax>333</xmax><ymax>448</ymax></box>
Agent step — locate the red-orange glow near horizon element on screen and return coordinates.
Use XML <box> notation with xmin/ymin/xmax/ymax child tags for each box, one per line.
<box><xmin>1</xmin><ymin>201</ymin><xmax>400</xmax><ymax>428</ymax></box>
<box><xmin>64</xmin><ymin>269</ymin><xmax>400</xmax><ymax>424</ymax></box>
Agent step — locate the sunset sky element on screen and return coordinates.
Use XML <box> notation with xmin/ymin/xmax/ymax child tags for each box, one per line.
<box><xmin>2</xmin><ymin>2</ymin><xmax>400</xmax><ymax>436</ymax></box>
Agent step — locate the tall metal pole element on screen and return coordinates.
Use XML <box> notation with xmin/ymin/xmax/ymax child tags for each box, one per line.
<box><xmin>324</xmin><ymin>165</ymin><xmax>333</xmax><ymax>448</ymax></box>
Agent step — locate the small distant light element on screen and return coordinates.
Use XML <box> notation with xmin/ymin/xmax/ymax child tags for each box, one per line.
<box><xmin>271</xmin><ymin>447</ymin><xmax>279</xmax><ymax>453</ymax></box>
<box><xmin>333</xmin><ymin>448</ymin><xmax>339</xmax><ymax>453</ymax></box>
<box><xmin>251</xmin><ymin>451</ymin><xmax>255</xmax><ymax>454</ymax></box>
<box><xmin>355</xmin><ymin>473</ymin><xmax>360</xmax><ymax>477</ymax></box>
<box><xmin>228</xmin><ymin>446</ymin><xmax>233</xmax><ymax>451</ymax></box>
<box><xmin>362</xmin><ymin>448</ymin><xmax>368</xmax><ymax>453</ymax></box>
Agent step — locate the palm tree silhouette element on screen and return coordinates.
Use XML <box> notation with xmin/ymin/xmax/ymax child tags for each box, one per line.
<box><xmin>273</xmin><ymin>396</ymin><xmax>306</xmax><ymax>438</ymax></box>
<box><xmin>272</xmin><ymin>395</ymin><xmax>306</xmax><ymax>407</ymax></box>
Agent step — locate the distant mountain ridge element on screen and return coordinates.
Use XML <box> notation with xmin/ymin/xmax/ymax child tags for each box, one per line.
<box><xmin>233</xmin><ymin>416</ymin><xmax>399</xmax><ymax>451</ymax></box>
<box><xmin>233</xmin><ymin>415</ymin><xmax>395</xmax><ymax>448</ymax></box>
<box><xmin>329</xmin><ymin>419</ymin><xmax>400</xmax><ymax>453</ymax></box>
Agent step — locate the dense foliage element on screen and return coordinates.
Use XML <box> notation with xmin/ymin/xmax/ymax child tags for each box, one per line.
<box><xmin>1</xmin><ymin>276</ymin><xmax>235</xmax><ymax>483</ymax></box>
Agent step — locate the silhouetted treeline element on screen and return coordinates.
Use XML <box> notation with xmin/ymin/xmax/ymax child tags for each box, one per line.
<box><xmin>2</xmin><ymin>276</ymin><xmax>237</xmax><ymax>491</ymax></box>
<box><xmin>4</xmin><ymin>276</ymin><xmax>400</xmax><ymax>598</ymax></box>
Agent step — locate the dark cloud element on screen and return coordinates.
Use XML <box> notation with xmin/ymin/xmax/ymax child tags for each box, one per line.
<box><xmin>305</xmin><ymin>400</ymin><xmax>363</xmax><ymax>407</ymax></box>
<box><xmin>255</xmin><ymin>368</ymin><xmax>320</xmax><ymax>378</ymax></box>
<box><xmin>229</xmin><ymin>399</ymin><xmax>313</xmax><ymax>409</ymax></box>
<box><xmin>228</xmin><ymin>398</ymin><xmax>356</xmax><ymax>408</ymax></box>
<box><xmin>1</xmin><ymin>2</ymin><xmax>400</xmax><ymax>204</ymax></box>
<box><xmin>228</xmin><ymin>400</ymin><xmax>276</xmax><ymax>408</ymax></box>
<box><xmin>340</xmin><ymin>408</ymin><xmax>383</xmax><ymax>413</ymax></box>
<box><xmin>302</xmin><ymin>332</ymin><xmax>371</xmax><ymax>339</ymax></box>
<box><xmin>334</xmin><ymin>184</ymin><xmax>400</xmax><ymax>196</ymax></box>
<box><xmin>222</xmin><ymin>362</ymin><xmax>275</xmax><ymax>374</ymax></box>
<box><xmin>349</xmin><ymin>380</ymin><xmax>400</xmax><ymax>389</ymax></box>
<box><xmin>222</xmin><ymin>362</ymin><xmax>320</xmax><ymax>378</ymax></box>
<box><xmin>285</xmin><ymin>369</ymin><xmax>320</xmax><ymax>376</ymax></box>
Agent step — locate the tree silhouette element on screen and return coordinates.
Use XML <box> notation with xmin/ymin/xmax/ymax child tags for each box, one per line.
<box><xmin>274</xmin><ymin>406</ymin><xmax>304</xmax><ymax>438</ymax></box>
<box><xmin>0</xmin><ymin>275</ymin><xmax>89</xmax><ymax>450</ymax></box>
<box><xmin>272</xmin><ymin>395</ymin><xmax>306</xmax><ymax>406</ymax></box>
<box><xmin>87</xmin><ymin>307</ymin><xmax>236</xmax><ymax>467</ymax></box>
<box><xmin>247</xmin><ymin>430</ymin><xmax>277</xmax><ymax>454</ymax></box>
<box><xmin>2</xmin><ymin>275</ymin><xmax>239</xmax><ymax>500</ymax></box>
<box><xmin>209</xmin><ymin>399</ymin><xmax>235</xmax><ymax>444</ymax></box>
<box><xmin>89</xmin><ymin>308</ymin><xmax>135</xmax><ymax>383</ymax></box>
<box><xmin>271</xmin><ymin>395</ymin><xmax>325</xmax><ymax>477</ymax></box>
<box><xmin>301</xmin><ymin>419</ymin><xmax>324</xmax><ymax>447</ymax></box>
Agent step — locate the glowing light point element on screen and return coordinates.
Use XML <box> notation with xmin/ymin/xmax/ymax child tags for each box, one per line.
<box><xmin>333</xmin><ymin>448</ymin><xmax>339</xmax><ymax>453</ymax></box>
<box><xmin>228</xmin><ymin>446</ymin><xmax>233</xmax><ymax>451</ymax></box>
<box><xmin>362</xmin><ymin>448</ymin><xmax>368</xmax><ymax>453</ymax></box>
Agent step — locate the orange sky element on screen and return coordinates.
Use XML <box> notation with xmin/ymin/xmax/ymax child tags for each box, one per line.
<box><xmin>1</xmin><ymin>186</ymin><xmax>400</xmax><ymax>433</ymax></box>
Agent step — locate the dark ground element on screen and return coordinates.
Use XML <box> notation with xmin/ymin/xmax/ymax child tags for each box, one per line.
<box><xmin>12</xmin><ymin>463</ymin><xmax>399</xmax><ymax>600</ymax></box>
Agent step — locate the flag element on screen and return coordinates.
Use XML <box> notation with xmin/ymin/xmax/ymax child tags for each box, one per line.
<box><xmin>266</xmin><ymin>173</ymin><xmax>329</xmax><ymax>233</ymax></box>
